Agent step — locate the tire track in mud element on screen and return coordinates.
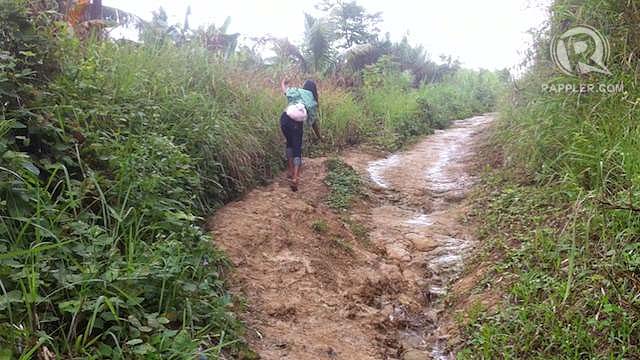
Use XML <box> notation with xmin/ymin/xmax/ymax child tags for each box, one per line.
<box><xmin>208</xmin><ymin>114</ymin><xmax>493</xmax><ymax>359</ymax></box>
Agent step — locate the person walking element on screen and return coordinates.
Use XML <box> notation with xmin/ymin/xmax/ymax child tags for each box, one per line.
<box><xmin>279</xmin><ymin>78</ymin><xmax>322</xmax><ymax>191</ymax></box>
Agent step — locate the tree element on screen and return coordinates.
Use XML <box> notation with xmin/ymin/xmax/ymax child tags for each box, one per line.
<box><xmin>139</xmin><ymin>7</ymin><xmax>177</xmax><ymax>44</ymax></box>
<box><xmin>390</xmin><ymin>36</ymin><xmax>438</xmax><ymax>85</ymax></box>
<box><xmin>269</xmin><ymin>37</ymin><xmax>308</xmax><ymax>71</ymax></box>
<box><xmin>344</xmin><ymin>35</ymin><xmax>458</xmax><ymax>87</ymax></box>
<box><xmin>263</xmin><ymin>13</ymin><xmax>338</xmax><ymax>74</ymax></box>
<box><xmin>344</xmin><ymin>34</ymin><xmax>391</xmax><ymax>72</ymax></box>
<box><xmin>303</xmin><ymin>13</ymin><xmax>336</xmax><ymax>73</ymax></box>
<box><xmin>194</xmin><ymin>17</ymin><xmax>241</xmax><ymax>59</ymax></box>
<box><xmin>317</xmin><ymin>0</ymin><xmax>382</xmax><ymax>49</ymax></box>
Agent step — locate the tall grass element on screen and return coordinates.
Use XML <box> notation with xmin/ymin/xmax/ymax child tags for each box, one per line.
<box><xmin>460</xmin><ymin>1</ymin><xmax>640</xmax><ymax>358</ymax></box>
<box><xmin>419</xmin><ymin>69</ymin><xmax>503</xmax><ymax>128</ymax></box>
<box><xmin>359</xmin><ymin>56</ymin><xmax>504</xmax><ymax>149</ymax></box>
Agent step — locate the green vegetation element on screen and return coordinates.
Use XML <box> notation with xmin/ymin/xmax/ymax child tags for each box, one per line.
<box><xmin>419</xmin><ymin>69</ymin><xmax>505</xmax><ymax>129</ymax></box>
<box><xmin>1</xmin><ymin>4</ymin><xmax>243</xmax><ymax>359</ymax></box>
<box><xmin>324</xmin><ymin>158</ymin><xmax>362</xmax><ymax>211</ymax></box>
<box><xmin>311</xmin><ymin>219</ymin><xmax>329</xmax><ymax>234</ymax></box>
<box><xmin>0</xmin><ymin>0</ymin><xmax>502</xmax><ymax>358</ymax></box>
<box><xmin>460</xmin><ymin>1</ymin><xmax>640</xmax><ymax>358</ymax></box>
<box><xmin>344</xmin><ymin>218</ymin><xmax>370</xmax><ymax>245</ymax></box>
<box><xmin>330</xmin><ymin>237</ymin><xmax>354</xmax><ymax>255</ymax></box>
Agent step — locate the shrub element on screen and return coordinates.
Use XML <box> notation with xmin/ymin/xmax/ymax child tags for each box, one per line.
<box><xmin>324</xmin><ymin>158</ymin><xmax>362</xmax><ymax>211</ymax></box>
<box><xmin>0</xmin><ymin>3</ymin><xmax>242</xmax><ymax>358</ymax></box>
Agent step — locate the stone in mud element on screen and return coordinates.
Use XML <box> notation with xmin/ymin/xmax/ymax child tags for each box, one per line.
<box><xmin>398</xmin><ymin>294</ymin><xmax>419</xmax><ymax>308</ymax></box>
<box><xmin>398</xmin><ymin>329</ymin><xmax>429</xmax><ymax>351</ymax></box>
<box><xmin>379</xmin><ymin>263</ymin><xmax>403</xmax><ymax>280</ymax></box>
<box><xmin>402</xmin><ymin>349</ymin><xmax>430</xmax><ymax>360</ymax></box>
<box><xmin>410</xmin><ymin>237</ymin><xmax>438</xmax><ymax>251</ymax></box>
<box><xmin>371</xmin><ymin>185</ymin><xmax>386</xmax><ymax>193</ymax></box>
<box><xmin>380</xmin><ymin>304</ymin><xmax>394</xmax><ymax>319</ymax></box>
<box><xmin>423</xmin><ymin>309</ymin><xmax>439</xmax><ymax>324</ymax></box>
<box><xmin>385</xmin><ymin>244</ymin><xmax>412</xmax><ymax>262</ymax></box>
<box><xmin>361</xmin><ymin>263</ymin><xmax>403</xmax><ymax>289</ymax></box>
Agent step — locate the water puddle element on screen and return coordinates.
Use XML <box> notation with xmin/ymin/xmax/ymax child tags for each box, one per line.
<box><xmin>367</xmin><ymin>154</ymin><xmax>401</xmax><ymax>188</ymax></box>
<box><xmin>405</xmin><ymin>214</ymin><xmax>434</xmax><ymax>227</ymax></box>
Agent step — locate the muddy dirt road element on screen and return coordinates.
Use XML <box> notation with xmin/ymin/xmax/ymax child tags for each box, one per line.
<box><xmin>208</xmin><ymin>114</ymin><xmax>493</xmax><ymax>359</ymax></box>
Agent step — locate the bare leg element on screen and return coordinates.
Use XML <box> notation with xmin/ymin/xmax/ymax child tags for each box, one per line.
<box><xmin>292</xmin><ymin>165</ymin><xmax>300</xmax><ymax>188</ymax></box>
<box><xmin>287</xmin><ymin>158</ymin><xmax>294</xmax><ymax>179</ymax></box>
<box><xmin>291</xmin><ymin>157</ymin><xmax>301</xmax><ymax>192</ymax></box>
<box><xmin>285</xmin><ymin>147</ymin><xmax>294</xmax><ymax>179</ymax></box>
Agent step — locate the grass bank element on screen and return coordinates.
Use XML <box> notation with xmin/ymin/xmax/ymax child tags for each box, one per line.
<box><xmin>459</xmin><ymin>1</ymin><xmax>640</xmax><ymax>358</ymax></box>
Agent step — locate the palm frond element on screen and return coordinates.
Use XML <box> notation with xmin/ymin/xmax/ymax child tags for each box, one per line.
<box><xmin>220</xmin><ymin>16</ymin><xmax>232</xmax><ymax>34</ymax></box>
<box><xmin>345</xmin><ymin>42</ymin><xmax>386</xmax><ymax>71</ymax></box>
<box><xmin>303</xmin><ymin>13</ymin><xmax>336</xmax><ymax>73</ymax></box>
<box><xmin>270</xmin><ymin>38</ymin><xmax>307</xmax><ymax>71</ymax></box>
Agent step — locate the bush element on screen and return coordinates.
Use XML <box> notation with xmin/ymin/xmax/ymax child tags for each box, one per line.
<box><xmin>0</xmin><ymin>3</ymin><xmax>242</xmax><ymax>358</ymax></box>
<box><xmin>306</xmin><ymin>84</ymin><xmax>368</xmax><ymax>155</ymax></box>
<box><xmin>324</xmin><ymin>158</ymin><xmax>362</xmax><ymax>211</ymax></box>
<box><xmin>418</xmin><ymin>69</ymin><xmax>503</xmax><ymax>128</ymax></box>
<box><xmin>361</xmin><ymin>56</ymin><xmax>428</xmax><ymax>148</ymax></box>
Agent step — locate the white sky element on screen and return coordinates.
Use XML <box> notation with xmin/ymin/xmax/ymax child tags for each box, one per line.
<box><xmin>104</xmin><ymin>0</ymin><xmax>551</xmax><ymax>71</ymax></box>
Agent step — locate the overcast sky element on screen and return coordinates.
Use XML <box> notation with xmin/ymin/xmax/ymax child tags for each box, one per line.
<box><xmin>104</xmin><ymin>0</ymin><xmax>551</xmax><ymax>71</ymax></box>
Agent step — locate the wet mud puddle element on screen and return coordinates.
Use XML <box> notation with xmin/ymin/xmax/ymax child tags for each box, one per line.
<box><xmin>364</xmin><ymin>115</ymin><xmax>493</xmax><ymax>358</ymax></box>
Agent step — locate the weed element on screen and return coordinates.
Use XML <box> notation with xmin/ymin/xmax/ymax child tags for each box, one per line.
<box><xmin>325</xmin><ymin>158</ymin><xmax>362</xmax><ymax>211</ymax></box>
<box><xmin>342</xmin><ymin>217</ymin><xmax>371</xmax><ymax>246</ymax></box>
<box><xmin>331</xmin><ymin>237</ymin><xmax>354</xmax><ymax>254</ymax></box>
<box><xmin>311</xmin><ymin>219</ymin><xmax>329</xmax><ymax>234</ymax></box>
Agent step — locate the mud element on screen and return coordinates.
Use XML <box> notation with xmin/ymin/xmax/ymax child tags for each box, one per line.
<box><xmin>208</xmin><ymin>114</ymin><xmax>494</xmax><ymax>359</ymax></box>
